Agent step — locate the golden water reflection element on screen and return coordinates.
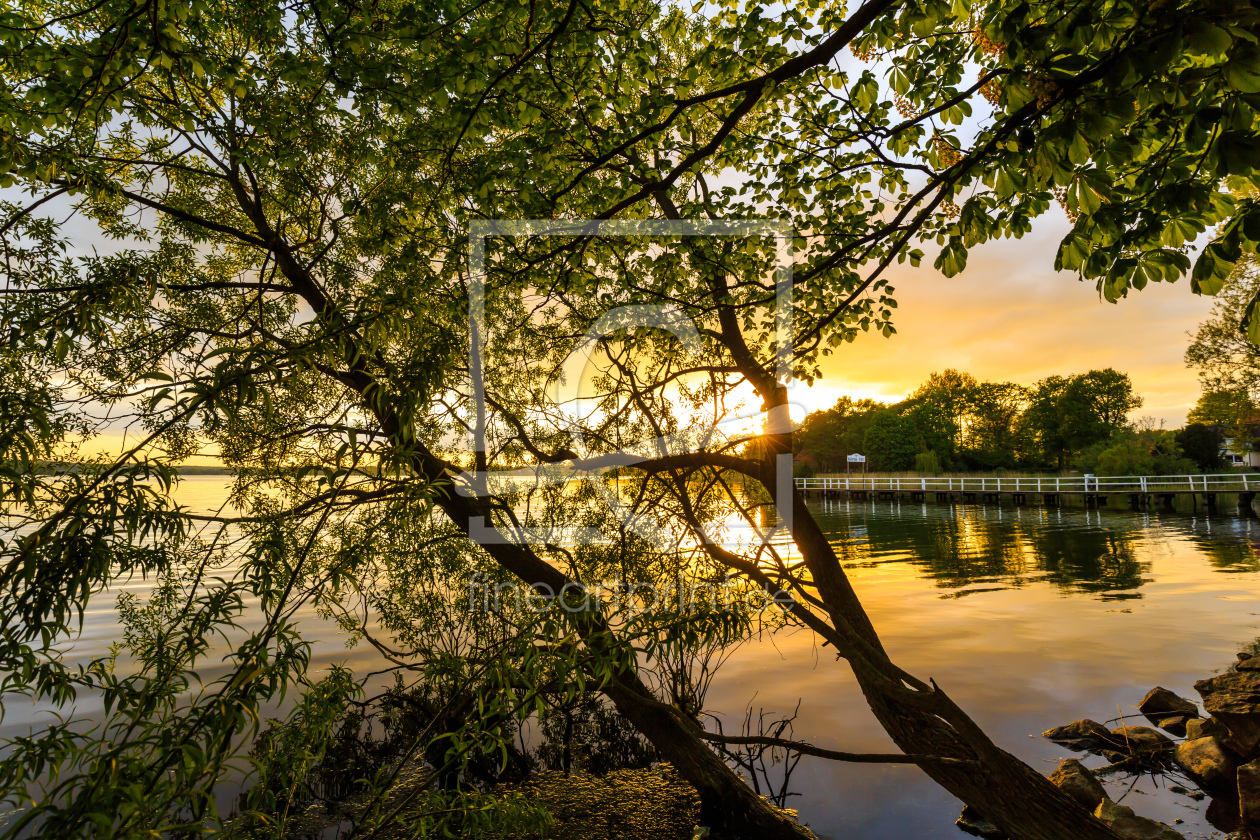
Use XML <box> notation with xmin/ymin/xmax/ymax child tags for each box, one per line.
<box><xmin>705</xmin><ymin>499</ymin><xmax>1260</xmax><ymax>840</ymax></box>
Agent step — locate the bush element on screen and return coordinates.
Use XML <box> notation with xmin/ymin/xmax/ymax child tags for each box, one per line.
<box><xmin>1177</xmin><ymin>423</ymin><xmax>1225</xmax><ymax>471</ymax></box>
<box><xmin>957</xmin><ymin>448</ymin><xmax>1017</xmax><ymax>472</ymax></box>
<box><xmin>914</xmin><ymin>450</ymin><xmax>942</xmax><ymax>474</ymax></box>
<box><xmin>1076</xmin><ymin>428</ymin><xmax>1202</xmax><ymax>476</ymax></box>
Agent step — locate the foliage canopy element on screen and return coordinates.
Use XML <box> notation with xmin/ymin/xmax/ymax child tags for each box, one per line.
<box><xmin>2</xmin><ymin>0</ymin><xmax>1260</xmax><ymax>835</ymax></box>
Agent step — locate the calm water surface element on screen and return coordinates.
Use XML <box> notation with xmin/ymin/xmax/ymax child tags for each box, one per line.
<box><xmin>8</xmin><ymin>478</ymin><xmax>1260</xmax><ymax>839</ymax></box>
<box><xmin>714</xmin><ymin>497</ymin><xmax>1260</xmax><ymax>840</ymax></box>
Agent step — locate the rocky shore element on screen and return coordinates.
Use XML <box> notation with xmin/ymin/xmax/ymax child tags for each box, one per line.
<box><xmin>960</xmin><ymin>654</ymin><xmax>1260</xmax><ymax>839</ymax></box>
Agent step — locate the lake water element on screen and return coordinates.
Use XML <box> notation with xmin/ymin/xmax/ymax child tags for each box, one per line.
<box><xmin>717</xmin><ymin>497</ymin><xmax>1260</xmax><ymax>840</ymax></box>
<box><xmin>7</xmin><ymin>477</ymin><xmax>1260</xmax><ymax>839</ymax></box>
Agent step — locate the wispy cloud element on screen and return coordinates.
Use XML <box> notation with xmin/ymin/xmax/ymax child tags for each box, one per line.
<box><xmin>798</xmin><ymin>217</ymin><xmax>1213</xmax><ymax>426</ymax></box>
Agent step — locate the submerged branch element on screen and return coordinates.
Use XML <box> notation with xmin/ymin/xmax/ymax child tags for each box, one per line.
<box><xmin>696</xmin><ymin>732</ymin><xmax>978</xmax><ymax>767</ymax></box>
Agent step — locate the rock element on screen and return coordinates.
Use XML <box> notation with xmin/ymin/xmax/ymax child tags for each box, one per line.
<box><xmin>1239</xmin><ymin>657</ymin><xmax>1260</xmax><ymax>672</ymax></box>
<box><xmin>1194</xmin><ymin>671</ymin><xmax>1260</xmax><ymax>759</ymax></box>
<box><xmin>956</xmin><ymin>804</ymin><xmax>1006</xmax><ymax>839</ymax></box>
<box><xmin>1205</xmin><ymin>795</ymin><xmax>1241</xmax><ymax>834</ymax></box>
<box><xmin>1195</xmin><ymin>670</ymin><xmax>1260</xmax><ymax>715</ymax></box>
<box><xmin>1093</xmin><ymin>799</ymin><xmax>1185</xmax><ymax>840</ymax></box>
<box><xmin>1174</xmin><ymin>736</ymin><xmax>1237</xmax><ymax>791</ymax></box>
<box><xmin>1214</xmin><ymin>713</ymin><xmax>1260</xmax><ymax>760</ymax></box>
<box><xmin>1110</xmin><ymin>725</ymin><xmax>1174</xmax><ymax>754</ymax></box>
<box><xmin>1156</xmin><ymin>716</ymin><xmax>1189</xmax><ymax>737</ymax></box>
<box><xmin>1167</xmin><ymin>785</ymin><xmax>1204</xmax><ymax>801</ymax></box>
<box><xmin>1139</xmin><ymin>687</ymin><xmax>1200</xmax><ymax>719</ymax></box>
<box><xmin>1043</xmin><ymin>719</ymin><xmax>1113</xmax><ymax>751</ymax></box>
<box><xmin>1048</xmin><ymin>759</ymin><xmax>1107</xmax><ymax>811</ymax></box>
<box><xmin>1187</xmin><ymin>716</ymin><xmax>1233</xmax><ymax>744</ymax></box>
<box><xmin>1239</xmin><ymin>760</ymin><xmax>1260</xmax><ymax>833</ymax></box>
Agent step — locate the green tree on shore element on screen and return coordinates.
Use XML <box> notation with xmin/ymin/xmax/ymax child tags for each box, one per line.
<box><xmin>863</xmin><ymin>409</ymin><xmax>920</xmax><ymax>470</ymax></box>
<box><xmin>1177</xmin><ymin>423</ymin><xmax>1226</xmax><ymax>471</ymax></box>
<box><xmin>1023</xmin><ymin>370</ymin><xmax>1142</xmax><ymax>468</ymax></box>
<box><xmin>794</xmin><ymin>397</ymin><xmax>884</xmax><ymax>472</ymax></box>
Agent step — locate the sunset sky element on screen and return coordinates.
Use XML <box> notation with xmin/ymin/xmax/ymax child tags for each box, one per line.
<box><xmin>792</xmin><ymin>211</ymin><xmax>1217</xmax><ymax>427</ymax></box>
<box><xmin>22</xmin><ymin>189</ymin><xmax>1219</xmax><ymax>455</ymax></box>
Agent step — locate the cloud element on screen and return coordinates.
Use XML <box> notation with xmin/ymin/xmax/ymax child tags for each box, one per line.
<box><xmin>798</xmin><ymin>218</ymin><xmax>1213</xmax><ymax>426</ymax></box>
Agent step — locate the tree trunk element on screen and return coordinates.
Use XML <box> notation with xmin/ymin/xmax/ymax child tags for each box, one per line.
<box><xmin>775</xmin><ymin>479</ymin><xmax>1126</xmax><ymax>840</ymax></box>
<box><xmin>603</xmin><ymin>674</ymin><xmax>814</xmax><ymax>839</ymax></box>
<box><xmin>432</xmin><ymin>482</ymin><xmax>814</xmax><ymax>839</ymax></box>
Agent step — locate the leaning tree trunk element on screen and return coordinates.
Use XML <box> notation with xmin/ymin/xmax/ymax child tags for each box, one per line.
<box><xmin>772</xmin><ymin>477</ymin><xmax>1127</xmax><ymax>840</ymax></box>
<box><xmin>602</xmin><ymin>673</ymin><xmax>815</xmax><ymax>839</ymax></box>
<box><xmin>432</xmin><ymin>480</ymin><xmax>815</xmax><ymax>839</ymax></box>
<box><xmin>351</xmin><ymin>386</ymin><xmax>1123</xmax><ymax>838</ymax></box>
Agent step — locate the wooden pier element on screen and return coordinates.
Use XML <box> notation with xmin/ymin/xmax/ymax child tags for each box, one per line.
<box><xmin>795</xmin><ymin>474</ymin><xmax>1260</xmax><ymax>512</ymax></box>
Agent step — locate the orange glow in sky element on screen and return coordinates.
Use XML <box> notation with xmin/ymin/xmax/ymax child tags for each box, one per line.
<box><xmin>791</xmin><ymin>213</ymin><xmax>1213</xmax><ymax>426</ymax></box>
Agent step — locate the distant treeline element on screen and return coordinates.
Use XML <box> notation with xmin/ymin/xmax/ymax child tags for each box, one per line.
<box><xmin>5</xmin><ymin>463</ymin><xmax>233</xmax><ymax>476</ymax></box>
<box><xmin>795</xmin><ymin>369</ymin><xmax>1225</xmax><ymax>476</ymax></box>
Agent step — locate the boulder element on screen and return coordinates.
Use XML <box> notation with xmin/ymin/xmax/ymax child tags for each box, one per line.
<box><xmin>1048</xmin><ymin>759</ymin><xmax>1107</xmax><ymax>811</ymax></box>
<box><xmin>1194</xmin><ymin>671</ymin><xmax>1260</xmax><ymax>759</ymax></box>
<box><xmin>1043</xmin><ymin>719</ymin><xmax>1113</xmax><ymax>751</ymax></box>
<box><xmin>1239</xmin><ymin>658</ymin><xmax>1260</xmax><ymax>673</ymax></box>
<box><xmin>1240</xmin><ymin>759</ymin><xmax>1260</xmax><ymax>833</ymax></box>
<box><xmin>1174</xmin><ymin>736</ymin><xmax>1237</xmax><ymax>791</ymax></box>
<box><xmin>1093</xmin><ymin>799</ymin><xmax>1184</xmax><ymax>840</ymax></box>
<box><xmin>1138</xmin><ymin>687</ymin><xmax>1200</xmax><ymax>719</ymax></box>
<box><xmin>1187</xmin><ymin>715</ymin><xmax>1233</xmax><ymax>743</ymax></box>
<box><xmin>1156</xmin><ymin>716</ymin><xmax>1189</xmax><ymax>737</ymax></box>
<box><xmin>956</xmin><ymin>805</ymin><xmax>1006</xmax><ymax>839</ymax></box>
<box><xmin>1215</xmin><ymin>713</ymin><xmax>1260</xmax><ymax>760</ymax></box>
<box><xmin>1109</xmin><ymin>725</ymin><xmax>1174</xmax><ymax>754</ymax></box>
<box><xmin>1195</xmin><ymin>670</ymin><xmax>1260</xmax><ymax>715</ymax></box>
<box><xmin>1205</xmin><ymin>795</ymin><xmax>1242</xmax><ymax>834</ymax></box>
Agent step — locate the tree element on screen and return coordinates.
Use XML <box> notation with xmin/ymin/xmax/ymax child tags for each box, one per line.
<box><xmin>3</xmin><ymin>0</ymin><xmax>1258</xmax><ymax>837</ymax></box>
<box><xmin>1023</xmin><ymin>370</ymin><xmax>1142</xmax><ymax>467</ymax></box>
<box><xmin>1177</xmin><ymin>423</ymin><xmax>1226</xmax><ymax>471</ymax></box>
<box><xmin>961</xmin><ymin>380</ymin><xmax>1031</xmax><ymax>468</ymax></box>
<box><xmin>1186</xmin><ymin>389</ymin><xmax>1260</xmax><ymax>458</ymax></box>
<box><xmin>1186</xmin><ymin>254</ymin><xmax>1260</xmax><ymax>398</ymax></box>
<box><xmin>910</xmin><ymin>369</ymin><xmax>977</xmax><ymax>453</ymax></box>
<box><xmin>1187</xmin><ymin>388</ymin><xmax>1257</xmax><ymax>427</ymax></box>
<box><xmin>793</xmin><ymin>397</ymin><xmax>884</xmax><ymax>472</ymax></box>
<box><xmin>863</xmin><ymin>410</ymin><xmax>919</xmax><ymax>471</ymax></box>
<box><xmin>1071</xmin><ymin>369</ymin><xmax>1144</xmax><ymax>429</ymax></box>
<box><xmin>1076</xmin><ymin>424</ymin><xmax>1198</xmax><ymax>476</ymax></box>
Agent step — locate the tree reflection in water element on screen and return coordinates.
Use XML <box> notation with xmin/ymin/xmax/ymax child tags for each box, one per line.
<box><xmin>812</xmin><ymin>501</ymin><xmax>1260</xmax><ymax>600</ymax></box>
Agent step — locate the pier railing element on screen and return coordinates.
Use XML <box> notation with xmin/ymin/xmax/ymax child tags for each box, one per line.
<box><xmin>794</xmin><ymin>474</ymin><xmax>1259</xmax><ymax>494</ymax></box>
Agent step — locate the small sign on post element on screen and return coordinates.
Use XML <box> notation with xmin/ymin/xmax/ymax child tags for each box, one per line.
<box><xmin>847</xmin><ymin>453</ymin><xmax>866</xmax><ymax>475</ymax></box>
